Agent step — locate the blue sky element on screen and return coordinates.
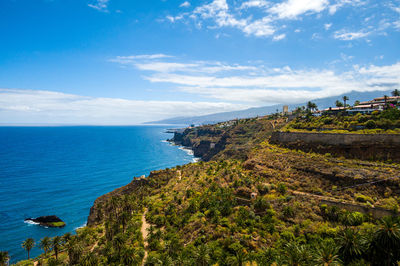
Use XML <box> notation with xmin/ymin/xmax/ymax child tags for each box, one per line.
<box><xmin>0</xmin><ymin>0</ymin><xmax>399</xmax><ymax>124</ymax></box>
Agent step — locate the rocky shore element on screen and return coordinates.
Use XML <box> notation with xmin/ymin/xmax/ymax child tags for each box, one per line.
<box><xmin>24</xmin><ymin>215</ymin><xmax>66</xmax><ymax>228</ymax></box>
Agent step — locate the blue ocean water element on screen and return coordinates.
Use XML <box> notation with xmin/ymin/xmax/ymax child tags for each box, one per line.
<box><xmin>0</xmin><ymin>126</ymin><xmax>194</xmax><ymax>263</ymax></box>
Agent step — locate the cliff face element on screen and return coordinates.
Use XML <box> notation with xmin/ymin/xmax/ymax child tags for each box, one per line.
<box><xmin>171</xmin><ymin>117</ymin><xmax>285</xmax><ymax>161</ymax></box>
<box><xmin>171</xmin><ymin>127</ymin><xmax>226</xmax><ymax>160</ymax></box>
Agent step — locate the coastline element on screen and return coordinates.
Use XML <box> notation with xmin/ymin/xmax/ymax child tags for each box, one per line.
<box><xmin>3</xmin><ymin>126</ymin><xmax>194</xmax><ymax>264</ymax></box>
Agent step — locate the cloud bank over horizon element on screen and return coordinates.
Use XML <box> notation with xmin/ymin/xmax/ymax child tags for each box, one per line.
<box><xmin>0</xmin><ymin>88</ymin><xmax>248</xmax><ymax>125</ymax></box>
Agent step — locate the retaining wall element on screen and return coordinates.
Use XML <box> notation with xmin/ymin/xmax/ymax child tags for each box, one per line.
<box><xmin>270</xmin><ymin>131</ymin><xmax>400</xmax><ymax>162</ymax></box>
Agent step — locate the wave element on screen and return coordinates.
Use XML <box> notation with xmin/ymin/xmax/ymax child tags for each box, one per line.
<box><xmin>74</xmin><ymin>222</ymin><xmax>87</xmax><ymax>231</ymax></box>
<box><xmin>24</xmin><ymin>220</ymin><xmax>39</xmax><ymax>225</ymax></box>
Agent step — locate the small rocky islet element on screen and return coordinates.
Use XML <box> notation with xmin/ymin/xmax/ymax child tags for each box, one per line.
<box><xmin>24</xmin><ymin>215</ymin><xmax>66</xmax><ymax>228</ymax></box>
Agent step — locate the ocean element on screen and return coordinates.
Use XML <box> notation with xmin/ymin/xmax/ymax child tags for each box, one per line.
<box><xmin>0</xmin><ymin>126</ymin><xmax>194</xmax><ymax>263</ymax></box>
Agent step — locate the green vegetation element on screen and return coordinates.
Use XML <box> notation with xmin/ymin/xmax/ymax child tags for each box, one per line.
<box><xmin>9</xmin><ymin>111</ymin><xmax>400</xmax><ymax>265</ymax></box>
<box><xmin>21</xmin><ymin>238</ymin><xmax>34</xmax><ymax>260</ymax></box>
<box><xmin>0</xmin><ymin>251</ymin><xmax>10</xmax><ymax>266</ymax></box>
<box><xmin>49</xmin><ymin>222</ymin><xmax>65</xmax><ymax>227</ymax></box>
<box><xmin>284</xmin><ymin>106</ymin><xmax>400</xmax><ymax>134</ymax></box>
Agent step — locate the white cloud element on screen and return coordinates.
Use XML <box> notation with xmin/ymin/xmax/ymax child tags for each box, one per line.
<box><xmin>110</xmin><ymin>54</ymin><xmax>400</xmax><ymax>105</ymax></box>
<box><xmin>273</xmin><ymin>33</ymin><xmax>286</xmax><ymax>41</ymax></box>
<box><xmin>109</xmin><ymin>54</ymin><xmax>173</xmax><ymax>65</ymax></box>
<box><xmin>0</xmin><ymin>89</ymin><xmax>247</xmax><ymax>125</ymax></box>
<box><xmin>328</xmin><ymin>0</ymin><xmax>365</xmax><ymax>15</ymax></box>
<box><xmin>333</xmin><ymin>30</ymin><xmax>371</xmax><ymax>40</ymax></box>
<box><xmin>180</xmin><ymin>1</ymin><xmax>191</xmax><ymax>8</ymax></box>
<box><xmin>88</xmin><ymin>0</ymin><xmax>109</xmax><ymax>12</ymax></box>
<box><xmin>268</xmin><ymin>0</ymin><xmax>329</xmax><ymax>19</ymax></box>
<box><xmin>239</xmin><ymin>0</ymin><xmax>270</xmax><ymax>9</ymax></box>
<box><xmin>324</xmin><ymin>23</ymin><xmax>332</xmax><ymax>30</ymax></box>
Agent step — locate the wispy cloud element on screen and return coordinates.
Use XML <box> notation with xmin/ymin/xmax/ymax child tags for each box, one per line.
<box><xmin>180</xmin><ymin>1</ymin><xmax>191</xmax><ymax>8</ymax></box>
<box><xmin>0</xmin><ymin>89</ymin><xmax>247</xmax><ymax>125</ymax></box>
<box><xmin>333</xmin><ymin>30</ymin><xmax>372</xmax><ymax>40</ymax></box>
<box><xmin>88</xmin><ymin>0</ymin><xmax>109</xmax><ymax>12</ymax></box>
<box><xmin>268</xmin><ymin>0</ymin><xmax>329</xmax><ymax>19</ymax></box>
<box><xmin>273</xmin><ymin>33</ymin><xmax>286</xmax><ymax>41</ymax></box>
<box><xmin>109</xmin><ymin>54</ymin><xmax>400</xmax><ymax>104</ymax></box>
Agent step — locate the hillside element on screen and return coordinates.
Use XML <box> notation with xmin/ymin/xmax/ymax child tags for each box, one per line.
<box><xmin>147</xmin><ymin>90</ymin><xmax>392</xmax><ymax>125</ymax></box>
<box><xmin>15</xmin><ymin>114</ymin><xmax>400</xmax><ymax>266</ymax></box>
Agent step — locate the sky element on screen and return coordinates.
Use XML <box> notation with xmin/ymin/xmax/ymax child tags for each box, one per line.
<box><xmin>0</xmin><ymin>0</ymin><xmax>399</xmax><ymax>124</ymax></box>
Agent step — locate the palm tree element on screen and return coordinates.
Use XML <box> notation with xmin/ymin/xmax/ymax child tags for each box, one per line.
<box><xmin>335</xmin><ymin>100</ymin><xmax>343</xmax><ymax>107</ymax></box>
<box><xmin>307</xmin><ymin>101</ymin><xmax>317</xmax><ymax>112</ymax></box>
<box><xmin>39</xmin><ymin>236</ymin><xmax>51</xmax><ymax>256</ymax></box>
<box><xmin>22</xmin><ymin>238</ymin><xmax>35</xmax><ymax>260</ymax></box>
<box><xmin>392</xmin><ymin>89</ymin><xmax>400</xmax><ymax>96</ymax></box>
<box><xmin>62</xmin><ymin>232</ymin><xmax>72</xmax><ymax>244</ymax></box>
<box><xmin>120</xmin><ymin>247</ymin><xmax>142</xmax><ymax>265</ymax></box>
<box><xmin>283</xmin><ymin>242</ymin><xmax>311</xmax><ymax>265</ymax></box>
<box><xmin>80</xmin><ymin>252</ymin><xmax>98</xmax><ymax>266</ymax></box>
<box><xmin>342</xmin><ymin>96</ymin><xmax>349</xmax><ymax>108</ymax></box>
<box><xmin>51</xmin><ymin>236</ymin><xmax>62</xmax><ymax>260</ymax></box>
<box><xmin>0</xmin><ymin>251</ymin><xmax>10</xmax><ymax>266</ymax></box>
<box><xmin>369</xmin><ymin>217</ymin><xmax>400</xmax><ymax>265</ymax></box>
<box><xmin>313</xmin><ymin>241</ymin><xmax>342</xmax><ymax>266</ymax></box>
<box><xmin>113</xmin><ymin>234</ymin><xmax>125</xmax><ymax>256</ymax></box>
<box><xmin>66</xmin><ymin>241</ymin><xmax>82</xmax><ymax>265</ymax></box>
<box><xmin>336</xmin><ymin>228</ymin><xmax>365</xmax><ymax>264</ymax></box>
<box><xmin>194</xmin><ymin>244</ymin><xmax>210</xmax><ymax>266</ymax></box>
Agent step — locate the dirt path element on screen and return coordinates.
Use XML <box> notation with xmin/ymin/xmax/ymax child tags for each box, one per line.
<box><xmin>141</xmin><ymin>209</ymin><xmax>150</xmax><ymax>265</ymax></box>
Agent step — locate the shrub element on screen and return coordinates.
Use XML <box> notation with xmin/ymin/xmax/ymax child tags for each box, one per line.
<box><xmin>365</xmin><ymin>120</ymin><xmax>376</xmax><ymax>129</ymax></box>
<box><xmin>355</xmin><ymin>194</ymin><xmax>374</xmax><ymax>204</ymax></box>
<box><xmin>277</xmin><ymin>183</ymin><xmax>287</xmax><ymax>195</ymax></box>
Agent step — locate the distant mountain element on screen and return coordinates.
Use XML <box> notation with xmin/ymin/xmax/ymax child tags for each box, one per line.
<box><xmin>146</xmin><ymin>90</ymin><xmax>392</xmax><ymax>125</ymax></box>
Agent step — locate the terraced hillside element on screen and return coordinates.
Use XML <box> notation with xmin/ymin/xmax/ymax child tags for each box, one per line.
<box><xmin>17</xmin><ymin>115</ymin><xmax>400</xmax><ymax>266</ymax></box>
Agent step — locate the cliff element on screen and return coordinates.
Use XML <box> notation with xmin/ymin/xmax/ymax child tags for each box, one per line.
<box><xmin>170</xmin><ymin>117</ymin><xmax>286</xmax><ymax>161</ymax></box>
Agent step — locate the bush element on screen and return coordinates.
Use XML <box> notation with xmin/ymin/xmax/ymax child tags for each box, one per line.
<box><xmin>355</xmin><ymin>194</ymin><xmax>374</xmax><ymax>204</ymax></box>
<box><xmin>365</xmin><ymin>120</ymin><xmax>376</xmax><ymax>129</ymax></box>
<box><xmin>277</xmin><ymin>183</ymin><xmax>287</xmax><ymax>195</ymax></box>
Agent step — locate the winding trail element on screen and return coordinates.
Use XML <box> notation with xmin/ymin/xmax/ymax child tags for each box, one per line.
<box><xmin>141</xmin><ymin>209</ymin><xmax>150</xmax><ymax>265</ymax></box>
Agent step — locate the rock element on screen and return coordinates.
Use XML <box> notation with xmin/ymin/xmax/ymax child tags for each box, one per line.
<box><xmin>25</xmin><ymin>215</ymin><xmax>66</xmax><ymax>228</ymax></box>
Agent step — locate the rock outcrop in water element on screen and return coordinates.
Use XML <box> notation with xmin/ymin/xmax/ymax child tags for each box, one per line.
<box><xmin>25</xmin><ymin>215</ymin><xmax>66</xmax><ymax>228</ymax></box>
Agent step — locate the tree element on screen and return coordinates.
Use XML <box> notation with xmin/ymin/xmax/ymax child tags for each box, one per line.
<box><xmin>120</xmin><ymin>247</ymin><xmax>142</xmax><ymax>265</ymax></box>
<box><xmin>392</xmin><ymin>89</ymin><xmax>400</xmax><ymax>96</ymax></box>
<box><xmin>80</xmin><ymin>252</ymin><xmax>98</xmax><ymax>266</ymax></box>
<box><xmin>62</xmin><ymin>232</ymin><xmax>72</xmax><ymax>244</ymax></box>
<box><xmin>113</xmin><ymin>234</ymin><xmax>125</xmax><ymax>256</ymax></box>
<box><xmin>51</xmin><ymin>236</ymin><xmax>62</xmax><ymax>259</ymax></box>
<box><xmin>283</xmin><ymin>242</ymin><xmax>311</xmax><ymax>265</ymax></box>
<box><xmin>313</xmin><ymin>241</ymin><xmax>342</xmax><ymax>266</ymax></box>
<box><xmin>0</xmin><ymin>251</ymin><xmax>10</xmax><ymax>266</ymax></box>
<box><xmin>307</xmin><ymin>101</ymin><xmax>317</xmax><ymax>112</ymax></box>
<box><xmin>335</xmin><ymin>100</ymin><xmax>343</xmax><ymax>107</ymax></box>
<box><xmin>22</xmin><ymin>238</ymin><xmax>35</xmax><ymax>260</ymax></box>
<box><xmin>66</xmin><ymin>241</ymin><xmax>82</xmax><ymax>265</ymax></box>
<box><xmin>369</xmin><ymin>217</ymin><xmax>400</xmax><ymax>265</ymax></box>
<box><xmin>354</xmin><ymin>100</ymin><xmax>360</xmax><ymax>106</ymax></box>
<box><xmin>39</xmin><ymin>236</ymin><xmax>51</xmax><ymax>256</ymax></box>
<box><xmin>193</xmin><ymin>244</ymin><xmax>210</xmax><ymax>266</ymax></box>
<box><xmin>336</xmin><ymin>228</ymin><xmax>365</xmax><ymax>264</ymax></box>
<box><xmin>342</xmin><ymin>96</ymin><xmax>349</xmax><ymax>107</ymax></box>
<box><xmin>227</xmin><ymin>243</ymin><xmax>249</xmax><ymax>266</ymax></box>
